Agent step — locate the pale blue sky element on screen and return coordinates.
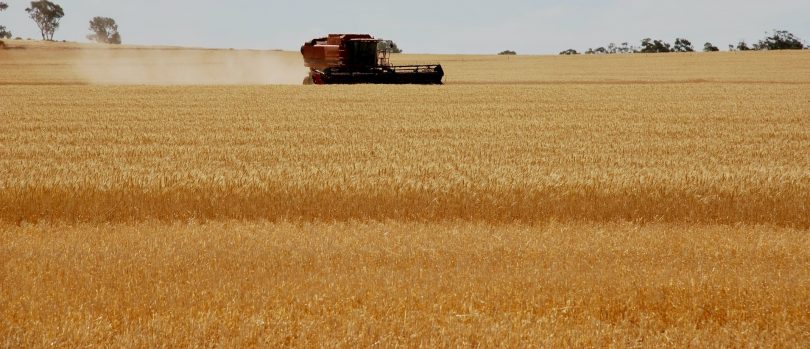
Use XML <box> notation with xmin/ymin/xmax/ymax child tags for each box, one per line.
<box><xmin>1</xmin><ymin>0</ymin><xmax>808</xmax><ymax>53</ymax></box>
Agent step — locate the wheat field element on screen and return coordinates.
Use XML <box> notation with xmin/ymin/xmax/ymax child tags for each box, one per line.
<box><xmin>1</xmin><ymin>40</ymin><xmax>810</xmax><ymax>347</ymax></box>
<box><xmin>3</xmin><ymin>221</ymin><xmax>809</xmax><ymax>347</ymax></box>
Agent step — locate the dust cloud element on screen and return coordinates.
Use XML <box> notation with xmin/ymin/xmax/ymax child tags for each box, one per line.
<box><xmin>73</xmin><ymin>48</ymin><xmax>308</xmax><ymax>85</ymax></box>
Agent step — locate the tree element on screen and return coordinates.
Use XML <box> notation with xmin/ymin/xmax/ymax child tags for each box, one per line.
<box><xmin>755</xmin><ymin>30</ymin><xmax>804</xmax><ymax>50</ymax></box>
<box><xmin>498</xmin><ymin>50</ymin><xmax>516</xmax><ymax>55</ymax></box>
<box><xmin>0</xmin><ymin>2</ymin><xmax>11</xmax><ymax>40</ymax></box>
<box><xmin>639</xmin><ymin>38</ymin><xmax>671</xmax><ymax>53</ymax></box>
<box><xmin>673</xmin><ymin>38</ymin><xmax>694</xmax><ymax>52</ymax></box>
<box><xmin>388</xmin><ymin>41</ymin><xmax>402</xmax><ymax>53</ymax></box>
<box><xmin>735</xmin><ymin>41</ymin><xmax>751</xmax><ymax>51</ymax></box>
<box><xmin>87</xmin><ymin>16</ymin><xmax>121</xmax><ymax>44</ymax></box>
<box><xmin>579</xmin><ymin>42</ymin><xmax>633</xmax><ymax>55</ymax></box>
<box><xmin>640</xmin><ymin>38</ymin><xmax>652</xmax><ymax>52</ymax></box>
<box><xmin>559</xmin><ymin>49</ymin><xmax>579</xmax><ymax>55</ymax></box>
<box><xmin>25</xmin><ymin>0</ymin><xmax>64</xmax><ymax>41</ymax></box>
<box><xmin>703</xmin><ymin>42</ymin><xmax>719</xmax><ymax>52</ymax></box>
<box><xmin>377</xmin><ymin>39</ymin><xmax>402</xmax><ymax>54</ymax></box>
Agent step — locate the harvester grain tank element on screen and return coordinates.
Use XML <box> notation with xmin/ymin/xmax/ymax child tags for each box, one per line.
<box><xmin>301</xmin><ymin>34</ymin><xmax>444</xmax><ymax>85</ymax></box>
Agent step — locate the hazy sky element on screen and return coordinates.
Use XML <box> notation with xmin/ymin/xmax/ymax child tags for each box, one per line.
<box><xmin>1</xmin><ymin>0</ymin><xmax>808</xmax><ymax>54</ymax></box>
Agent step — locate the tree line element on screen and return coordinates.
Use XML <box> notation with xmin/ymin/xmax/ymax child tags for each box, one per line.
<box><xmin>559</xmin><ymin>30</ymin><xmax>807</xmax><ymax>55</ymax></box>
<box><xmin>0</xmin><ymin>0</ymin><xmax>121</xmax><ymax>46</ymax></box>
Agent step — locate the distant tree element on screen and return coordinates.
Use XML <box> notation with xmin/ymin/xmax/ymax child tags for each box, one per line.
<box><xmin>640</xmin><ymin>38</ymin><xmax>651</xmax><ymax>52</ymax></box>
<box><xmin>755</xmin><ymin>30</ymin><xmax>805</xmax><ymax>50</ymax></box>
<box><xmin>580</xmin><ymin>42</ymin><xmax>634</xmax><ymax>54</ymax></box>
<box><xmin>26</xmin><ymin>0</ymin><xmax>64</xmax><ymax>41</ymax></box>
<box><xmin>639</xmin><ymin>38</ymin><xmax>671</xmax><ymax>53</ymax></box>
<box><xmin>736</xmin><ymin>41</ymin><xmax>751</xmax><ymax>51</ymax></box>
<box><xmin>498</xmin><ymin>50</ymin><xmax>517</xmax><ymax>55</ymax></box>
<box><xmin>703</xmin><ymin>42</ymin><xmax>719</xmax><ymax>52</ymax></box>
<box><xmin>559</xmin><ymin>49</ymin><xmax>579</xmax><ymax>55</ymax></box>
<box><xmin>87</xmin><ymin>16</ymin><xmax>121</xmax><ymax>44</ymax></box>
<box><xmin>389</xmin><ymin>41</ymin><xmax>402</xmax><ymax>53</ymax></box>
<box><xmin>673</xmin><ymin>38</ymin><xmax>694</xmax><ymax>52</ymax></box>
<box><xmin>0</xmin><ymin>2</ymin><xmax>10</xmax><ymax>40</ymax></box>
<box><xmin>376</xmin><ymin>39</ymin><xmax>402</xmax><ymax>53</ymax></box>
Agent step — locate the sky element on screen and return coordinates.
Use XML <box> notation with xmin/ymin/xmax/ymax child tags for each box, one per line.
<box><xmin>1</xmin><ymin>0</ymin><xmax>808</xmax><ymax>54</ymax></box>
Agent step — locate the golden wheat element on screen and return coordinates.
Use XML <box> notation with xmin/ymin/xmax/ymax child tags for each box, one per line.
<box><xmin>1</xmin><ymin>83</ymin><xmax>809</xmax><ymax>226</ymax></box>
<box><xmin>1</xmin><ymin>42</ymin><xmax>810</xmax><ymax>347</ymax></box>
<box><xmin>2</xmin><ymin>221</ymin><xmax>809</xmax><ymax>347</ymax></box>
<box><xmin>4</xmin><ymin>39</ymin><xmax>810</xmax><ymax>85</ymax></box>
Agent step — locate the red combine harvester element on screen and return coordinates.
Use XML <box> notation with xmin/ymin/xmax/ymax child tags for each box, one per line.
<box><xmin>301</xmin><ymin>34</ymin><xmax>444</xmax><ymax>85</ymax></box>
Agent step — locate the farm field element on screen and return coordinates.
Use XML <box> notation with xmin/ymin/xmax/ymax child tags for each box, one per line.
<box><xmin>1</xmin><ymin>41</ymin><xmax>810</xmax><ymax>346</ymax></box>
<box><xmin>3</xmin><ymin>221</ymin><xmax>808</xmax><ymax>347</ymax></box>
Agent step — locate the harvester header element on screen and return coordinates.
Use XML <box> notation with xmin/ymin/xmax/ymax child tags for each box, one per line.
<box><xmin>301</xmin><ymin>34</ymin><xmax>444</xmax><ymax>85</ymax></box>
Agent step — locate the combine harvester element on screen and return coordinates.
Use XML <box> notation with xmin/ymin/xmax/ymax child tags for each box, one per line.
<box><xmin>301</xmin><ymin>34</ymin><xmax>444</xmax><ymax>85</ymax></box>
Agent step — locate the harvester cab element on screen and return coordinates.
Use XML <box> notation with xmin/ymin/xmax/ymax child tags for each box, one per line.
<box><xmin>301</xmin><ymin>34</ymin><xmax>444</xmax><ymax>85</ymax></box>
